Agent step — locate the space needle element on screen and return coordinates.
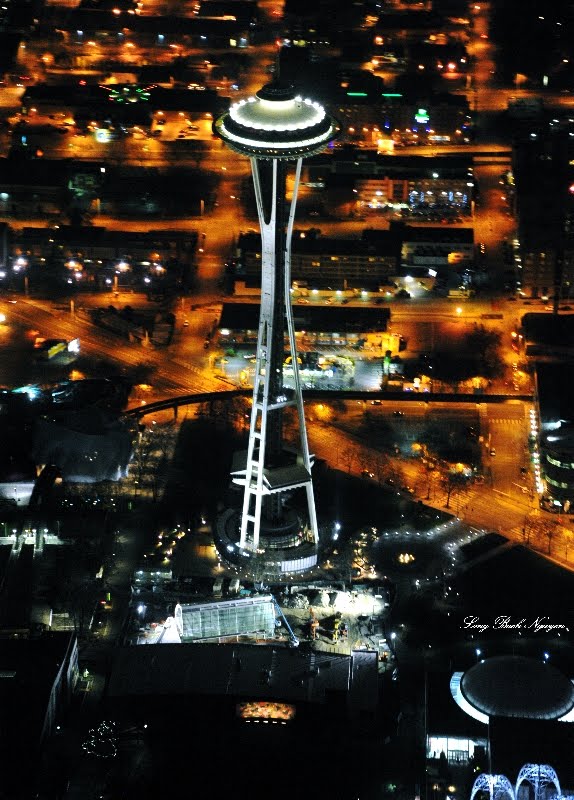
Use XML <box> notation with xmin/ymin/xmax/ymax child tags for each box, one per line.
<box><xmin>213</xmin><ymin>82</ymin><xmax>339</xmax><ymax>571</ymax></box>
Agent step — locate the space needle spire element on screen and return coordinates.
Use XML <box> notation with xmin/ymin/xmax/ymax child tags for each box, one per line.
<box><xmin>213</xmin><ymin>82</ymin><xmax>339</xmax><ymax>563</ymax></box>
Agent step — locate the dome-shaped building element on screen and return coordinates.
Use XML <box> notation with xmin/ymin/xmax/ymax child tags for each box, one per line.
<box><xmin>450</xmin><ymin>655</ymin><xmax>574</xmax><ymax>724</ymax></box>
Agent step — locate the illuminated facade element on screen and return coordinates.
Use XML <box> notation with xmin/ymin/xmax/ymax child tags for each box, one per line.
<box><xmin>213</xmin><ymin>82</ymin><xmax>338</xmax><ymax>563</ymax></box>
<box><xmin>535</xmin><ymin>363</ymin><xmax>574</xmax><ymax>511</ymax></box>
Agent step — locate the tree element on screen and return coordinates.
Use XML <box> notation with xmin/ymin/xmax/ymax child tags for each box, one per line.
<box><xmin>523</xmin><ymin>513</ymin><xmax>559</xmax><ymax>554</ymax></box>
<box><xmin>356</xmin><ymin>445</ymin><xmax>372</xmax><ymax>474</ymax></box>
<box><xmin>371</xmin><ymin>450</ymin><xmax>391</xmax><ymax>485</ymax></box>
<box><xmin>543</xmin><ymin>519</ymin><xmax>559</xmax><ymax>555</ymax></box>
<box><xmin>432</xmin><ymin>327</ymin><xmax>504</xmax><ymax>390</ymax></box>
<box><xmin>441</xmin><ymin>471</ymin><xmax>469</xmax><ymax>510</ymax></box>
<box><xmin>432</xmin><ymin>351</ymin><xmax>473</xmax><ymax>392</ymax></box>
<box><xmin>465</xmin><ymin>326</ymin><xmax>505</xmax><ymax>380</ymax></box>
<box><xmin>339</xmin><ymin>444</ymin><xmax>359</xmax><ymax>474</ymax></box>
<box><xmin>420</xmin><ymin>457</ymin><xmax>440</xmax><ymax>501</ymax></box>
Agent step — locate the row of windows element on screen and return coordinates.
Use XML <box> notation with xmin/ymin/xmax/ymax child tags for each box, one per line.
<box><xmin>546</xmin><ymin>454</ymin><xmax>574</xmax><ymax>469</ymax></box>
<box><xmin>248</xmin><ymin>254</ymin><xmax>393</xmax><ymax>265</ymax></box>
<box><xmin>546</xmin><ymin>476</ymin><xmax>574</xmax><ymax>490</ymax></box>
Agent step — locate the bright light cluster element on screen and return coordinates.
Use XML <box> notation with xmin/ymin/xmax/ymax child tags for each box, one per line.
<box><xmin>529</xmin><ymin>408</ymin><xmax>545</xmax><ymax>494</ymax></box>
<box><xmin>217</xmin><ymin>123</ymin><xmax>337</xmax><ymax>151</ymax></box>
<box><xmin>228</xmin><ymin>95</ymin><xmax>326</xmax><ymax>132</ymax></box>
<box><xmin>82</xmin><ymin>720</ymin><xmax>118</xmax><ymax>759</ymax></box>
<box><xmin>214</xmin><ymin>83</ymin><xmax>339</xmax><ymax>159</ymax></box>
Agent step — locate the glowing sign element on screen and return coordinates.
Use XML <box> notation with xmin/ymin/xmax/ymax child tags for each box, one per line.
<box><xmin>236</xmin><ymin>701</ymin><xmax>296</xmax><ymax>723</ymax></box>
<box><xmin>415</xmin><ymin>108</ymin><xmax>429</xmax><ymax>124</ymax></box>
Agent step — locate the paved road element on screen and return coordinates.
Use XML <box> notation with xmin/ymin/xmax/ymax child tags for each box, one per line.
<box><xmin>308</xmin><ymin>399</ymin><xmax>574</xmax><ymax>571</ymax></box>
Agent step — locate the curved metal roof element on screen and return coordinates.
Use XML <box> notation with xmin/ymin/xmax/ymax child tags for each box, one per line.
<box><xmin>460</xmin><ymin>655</ymin><xmax>574</xmax><ymax>720</ymax></box>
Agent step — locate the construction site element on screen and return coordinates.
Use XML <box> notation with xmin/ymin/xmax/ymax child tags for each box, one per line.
<box><xmin>125</xmin><ymin>576</ymin><xmax>395</xmax><ymax>673</ymax></box>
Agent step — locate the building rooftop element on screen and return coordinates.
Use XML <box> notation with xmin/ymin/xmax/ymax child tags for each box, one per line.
<box><xmin>460</xmin><ymin>655</ymin><xmax>574</xmax><ymax>721</ymax></box>
<box><xmin>219</xmin><ymin>302</ymin><xmax>390</xmax><ymax>333</ymax></box>
<box><xmin>396</xmin><ymin>224</ymin><xmax>474</xmax><ymax>243</ymax></box>
<box><xmin>107</xmin><ymin>642</ymin><xmax>378</xmax><ymax>711</ymax></box>
<box><xmin>524</xmin><ymin>314</ymin><xmax>574</xmax><ymax>352</ymax></box>
<box><xmin>536</xmin><ymin>361</ymin><xmax>574</xmax><ymax>426</ymax></box>
<box><xmin>239</xmin><ymin>230</ymin><xmax>401</xmax><ymax>257</ymax></box>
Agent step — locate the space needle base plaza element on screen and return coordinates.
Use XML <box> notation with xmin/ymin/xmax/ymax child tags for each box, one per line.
<box><xmin>212</xmin><ymin>81</ymin><xmax>339</xmax><ymax>578</ymax></box>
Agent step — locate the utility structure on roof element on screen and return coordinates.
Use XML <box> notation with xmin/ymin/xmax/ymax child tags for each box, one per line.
<box><xmin>213</xmin><ymin>82</ymin><xmax>339</xmax><ymax>566</ymax></box>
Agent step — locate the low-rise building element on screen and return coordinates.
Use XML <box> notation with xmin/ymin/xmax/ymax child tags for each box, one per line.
<box><xmin>217</xmin><ymin>302</ymin><xmax>391</xmax><ymax>350</ymax></box>
<box><xmin>397</xmin><ymin>224</ymin><xmax>474</xmax><ymax>268</ymax></box>
<box><xmin>234</xmin><ymin>229</ymin><xmax>400</xmax><ymax>290</ymax></box>
<box><xmin>304</xmin><ymin>151</ymin><xmax>475</xmax><ymax>216</ymax></box>
<box><xmin>233</xmin><ymin>224</ymin><xmax>465</xmax><ymax>295</ymax></box>
<box><xmin>13</xmin><ymin>224</ymin><xmax>198</xmax><ymax>267</ymax></box>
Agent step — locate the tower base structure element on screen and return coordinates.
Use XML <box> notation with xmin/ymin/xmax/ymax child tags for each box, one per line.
<box><xmin>215</xmin><ymin>508</ymin><xmax>319</xmax><ymax>579</ymax></box>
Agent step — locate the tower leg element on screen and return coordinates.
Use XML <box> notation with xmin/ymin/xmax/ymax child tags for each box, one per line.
<box><xmin>238</xmin><ymin>157</ymin><xmax>319</xmax><ymax>553</ymax></box>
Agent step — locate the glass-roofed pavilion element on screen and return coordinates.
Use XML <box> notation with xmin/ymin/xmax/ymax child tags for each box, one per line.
<box><xmin>174</xmin><ymin>595</ymin><xmax>276</xmax><ymax>643</ymax></box>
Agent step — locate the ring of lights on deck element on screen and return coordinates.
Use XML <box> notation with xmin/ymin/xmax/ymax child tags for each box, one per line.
<box><xmin>213</xmin><ymin>82</ymin><xmax>339</xmax><ymax>159</ymax></box>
